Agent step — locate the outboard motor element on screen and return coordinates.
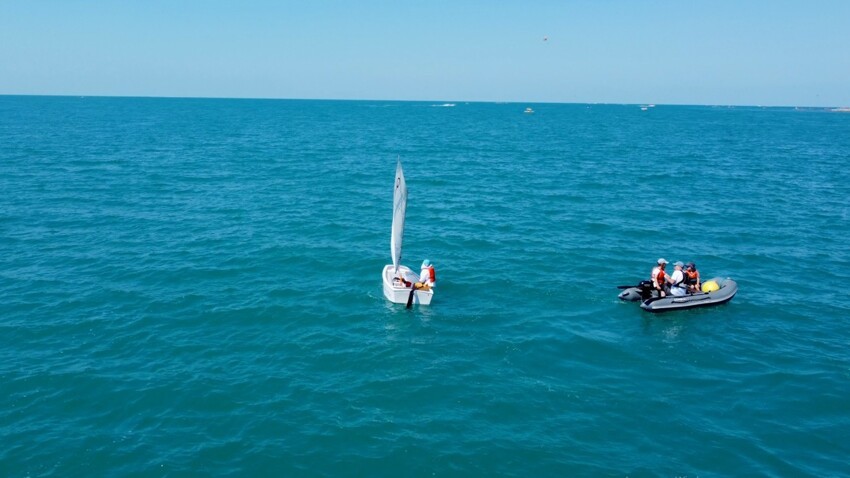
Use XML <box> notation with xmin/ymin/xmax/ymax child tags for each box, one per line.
<box><xmin>618</xmin><ymin>280</ymin><xmax>657</xmax><ymax>302</ymax></box>
<box><xmin>637</xmin><ymin>280</ymin><xmax>654</xmax><ymax>300</ymax></box>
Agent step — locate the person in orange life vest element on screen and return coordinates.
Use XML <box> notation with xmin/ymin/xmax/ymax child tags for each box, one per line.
<box><xmin>684</xmin><ymin>262</ymin><xmax>701</xmax><ymax>292</ymax></box>
<box><xmin>419</xmin><ymin>259</ymin><xmax>436</xmax><ymax>288</ymax></box>
<box><xmin>651</xmin><ymin>258</ymin><xmax>668</xmax><ymax>297</ymax></box>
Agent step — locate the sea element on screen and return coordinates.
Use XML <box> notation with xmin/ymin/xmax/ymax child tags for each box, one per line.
<box><xmin>1</xmin><ymin>96</ymin><xmax>849</xmax><ymax>477</ymax></box>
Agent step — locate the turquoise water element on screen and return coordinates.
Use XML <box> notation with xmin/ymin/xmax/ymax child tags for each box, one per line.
<box><xmin>1</xmin><ymin>96</ymin><xmax>849</xmax><ymax>476</ymax></box>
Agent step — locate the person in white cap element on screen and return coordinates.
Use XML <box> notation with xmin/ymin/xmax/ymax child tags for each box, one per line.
<box><xmin>668</xmin><ymin>261</ymin><xmax>687</xmax><ymax>296</ymax></box>
<box><xmin>419</xmin><ymin>259</ymin><xmax>436</xmax><ymax>288</ymax></box>
<box><xmin>651</xmin><ymin>258</ymin><xmax>668</xmax><ymax>297</ymax></box>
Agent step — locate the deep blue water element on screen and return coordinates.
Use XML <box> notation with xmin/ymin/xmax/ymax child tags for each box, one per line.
<box><xmin>1</xmin><ymin>96</ymin><xmax>849</xmax><ymax>476</ymax></box>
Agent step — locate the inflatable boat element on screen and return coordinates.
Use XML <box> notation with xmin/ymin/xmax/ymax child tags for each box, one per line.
<box><xmin>618</xmin><ymin>277</ymin><xmax>738</xmax><ymax>313</ymax></box>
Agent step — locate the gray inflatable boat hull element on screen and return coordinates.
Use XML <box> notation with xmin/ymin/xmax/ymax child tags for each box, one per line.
<box><xmin>618</xmin><ymin>277</ymin><xmax>738</xmax><ymax>313</ymax></box>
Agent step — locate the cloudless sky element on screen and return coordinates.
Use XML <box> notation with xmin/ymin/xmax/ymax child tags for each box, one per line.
<box><xmin>1</xmin><ymin>1</ymin><xmax>848</xmax><ymax>106</ymax></box>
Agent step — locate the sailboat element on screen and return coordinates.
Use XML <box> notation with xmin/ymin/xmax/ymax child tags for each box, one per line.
<box><xmin>381</xmin><ymin>160</ymin><xmax>434</xmax><ymax>306</ymax></box>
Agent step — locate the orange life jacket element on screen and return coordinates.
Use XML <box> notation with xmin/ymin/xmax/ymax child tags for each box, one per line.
<box><xmin>426</xmin><ymin>265</ymin><xmax>436</xmax><ymax>283</ymax></box>
<box><xmin>683</xmin><ymin>269</ymin><xmax>699</xmax><ymax>287</ymax></box>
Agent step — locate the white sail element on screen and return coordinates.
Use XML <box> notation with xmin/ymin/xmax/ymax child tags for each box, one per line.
<box><xmin>390</xmin><ymin>160</ymin><xmax>407</xmax><ymax>274</ymax></box>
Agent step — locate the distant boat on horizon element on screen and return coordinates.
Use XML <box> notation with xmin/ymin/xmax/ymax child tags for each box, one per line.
<box><xmin>524</xmin><ymin>107</ymin><xmax>534</xmax><ymax>114</ymax></box>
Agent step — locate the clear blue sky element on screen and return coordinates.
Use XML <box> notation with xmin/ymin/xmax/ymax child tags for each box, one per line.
<box><xmin>1</xmin><ymin>1</ymin><xmax>848</xmax><ymax>106</ymax></box>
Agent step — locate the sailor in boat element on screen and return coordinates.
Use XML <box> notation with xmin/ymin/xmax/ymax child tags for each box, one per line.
<box><xmin>684</xmin><ymin>262</ymin><xmax>701</xmax><ymax>292</ymax></box>
<box><xmin>667</xmin><ymin>261</ymin><xmax>687</xmax><ymax>296</ymax></box>
<box><xmin>390</xmin><ymin>259</ymin><xmax>435</xmax><ymax>291</ymax></box>
<box><xmin>419</xmin><ymin>259</ymin><xmax>436</xmax><ymax>289</ymax></box>
<box><xmin>651</xmin><ymin>258</ymin><xmax>668</xmax><ymax>297</ymax></box>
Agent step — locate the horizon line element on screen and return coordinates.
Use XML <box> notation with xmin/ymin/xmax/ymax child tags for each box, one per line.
<box><xmin>0</xmin><ymin>93</ymin><xmax>846</xmax><ymax>110</ymax></box>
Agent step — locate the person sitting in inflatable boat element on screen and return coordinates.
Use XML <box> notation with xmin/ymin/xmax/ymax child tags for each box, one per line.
<box><xmin>684</xmin><ymin>262</ymin><xmax>701</xmax><ymax>292</ymax></box>
<box><xmin>667</xmin><ymin>261</ymin><xmax>688</xmax><ymax>296</ymax></box>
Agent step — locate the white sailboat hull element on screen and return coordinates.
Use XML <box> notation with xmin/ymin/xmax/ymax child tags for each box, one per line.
<box><xmin>382</xmin><ymin>265</ymin><xmax>434</xmax><ymax>305</ymax></box>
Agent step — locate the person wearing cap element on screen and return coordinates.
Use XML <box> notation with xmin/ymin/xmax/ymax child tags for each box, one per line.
<box><xmin>418</xmin><ymin>259</ymin><xmax>436</xmax><ymax>289</ymax></box>
<box><xmin>651</xmin><ymin>258</ymin><xmax>668</xmax><ymax>297</ymax></box>
<box><xmin>683</xmin><ymin>262</ymin><xmax>701</xmax><ymax>292</ymax></box>
<box><xmin>668</xmin><ymin>261</ymin><xmax>687</xmax><ymax>296</ymax></box>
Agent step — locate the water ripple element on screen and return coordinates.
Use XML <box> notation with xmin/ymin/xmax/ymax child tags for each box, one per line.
<box><xmin>1</xmin><ymin>98</ymin><xmax>849</xmax><ymax>476</ymax></box>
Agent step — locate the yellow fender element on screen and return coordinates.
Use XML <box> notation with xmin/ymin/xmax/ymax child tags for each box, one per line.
<box><xmin>702</xmin><ymin>280</ymin><xmax>720</xmax><ymax>293</ymax></box>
